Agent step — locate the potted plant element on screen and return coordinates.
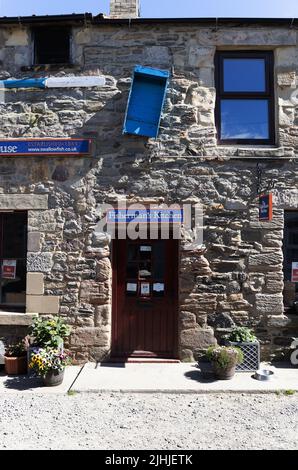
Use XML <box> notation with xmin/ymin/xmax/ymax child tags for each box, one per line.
<box><xmin>28</xmin><ymin>315</ymin><xmax>71</xmax><ymax>350</ymax></box>
<box><xmin>207</xmin><ymin>345</ymin><xmax>243</xmax><ymax>380</ymax></box>
<box><xmin>28</xmin><ymin>347</ymin><xmax>71</xmax><ymax>386</ymax></box>
<box><xmin>224</xmin><ymin>326</ymin><xmax>260</xmax><ymax>372</ymax></box>
<box><xmin>4</xmin><ymin>338</ymin><xmax>29</xmax><ymax>375</ymax></box>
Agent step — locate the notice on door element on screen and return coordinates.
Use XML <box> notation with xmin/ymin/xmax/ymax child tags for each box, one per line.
<box><xmin>140</xmin><ymin>283</ymin><xmax>150</xmax><ymax>296</ymax></box>
<box><xmin>291</xmin><ymin>262</ymin><xmax>298</xmax><ymax>282</ymax></box>
<box><xmin>2</xmin><ymin>260</ymin><xmax>16</xmax><ymax>279</ymax></box>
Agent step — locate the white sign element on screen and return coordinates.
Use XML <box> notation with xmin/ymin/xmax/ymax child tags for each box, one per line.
<box><xmin>140</xmin><ymin>283</ymin><xmax>150</xmax><ymax>296</ymax></box>
<box><xmin>127</xmin><ymin>283</ymin><xmax>137</xmax><ymax>292</ymax></box>
<box><xmin>153</xmin><ymin>283</ymin><xmax>165</xmax><ymax>292</ymax></box>
<box><xmin>140</xmin><ymin>246</ymin><xmax>151</xmax><ymax>252</ymax></box>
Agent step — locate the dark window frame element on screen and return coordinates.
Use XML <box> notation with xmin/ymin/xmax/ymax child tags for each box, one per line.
<box><xmin>215</xmin><ymin>51</ymin><xmax>275</xmax><ymax>145</ymax></box>
<box><xmin>33</xmin><ymin>27</ymin><xmax>71</xmax><ymax>66</ymax></box>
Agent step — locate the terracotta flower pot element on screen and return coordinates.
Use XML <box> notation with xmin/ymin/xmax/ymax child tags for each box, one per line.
<box><xmin>42</xmin><ymin>369</ymin><xmax>65</xmax><ymax>387</ymax></box>
<box><xmin>5</xmin><ymin>355</ymin><xmax>27</xmax><ymax>375</ymax></box>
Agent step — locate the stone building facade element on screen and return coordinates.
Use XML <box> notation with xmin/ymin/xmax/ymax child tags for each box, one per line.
<box><xmin>0</xmin><ymin>0</ymin><xmax>297</xmax><ymax>362</ymax></box>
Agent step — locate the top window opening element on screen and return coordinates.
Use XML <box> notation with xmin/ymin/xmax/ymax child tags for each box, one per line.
<box><xmin>215</xmin><ymin>51</ymin><xmax>275</xmax><ymax>145</ymax></box>
<box><xmin>33</xmin><ymin>27</ymin><xmax>71</xmax><ymax>65</ymax></box>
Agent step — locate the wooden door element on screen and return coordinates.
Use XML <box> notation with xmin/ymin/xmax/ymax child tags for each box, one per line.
<box><xmin>112</xmin><ymin>238</ymin><xmax>178</xmax><ymax>358</ymax></box>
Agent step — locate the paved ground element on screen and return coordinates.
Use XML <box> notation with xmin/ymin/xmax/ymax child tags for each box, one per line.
<box><xmin>0</xmin><ymin>392</ymin><xmax>297</xmax><ymax>450</ymax></box>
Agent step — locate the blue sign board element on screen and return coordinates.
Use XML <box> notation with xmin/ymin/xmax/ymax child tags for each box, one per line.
<box><xmin>107</xmin><ymin>209</ymin><xmax>183</xmax><ymax>224</ymax></box>
<box><xmin>259</xmin><ymin>193</ymin><xmax>273</xmax><ymax>221</ymax></box>
<box><xmin>0</xmin><ymin>139</ymin><xmax>91</xmax><ymax>156</ymax></box>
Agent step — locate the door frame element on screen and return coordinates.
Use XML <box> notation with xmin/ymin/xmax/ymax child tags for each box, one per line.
<box><xmin>111</xmin><ymin>237</ymin><xmax>179</xmax><ymax>359</ymax></box>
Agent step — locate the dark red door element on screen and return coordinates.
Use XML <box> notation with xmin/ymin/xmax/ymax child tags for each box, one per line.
<box><xmin>112</xmin><ymin>238</ymin><xmax>178</xmax><ymax>358</ymax></box>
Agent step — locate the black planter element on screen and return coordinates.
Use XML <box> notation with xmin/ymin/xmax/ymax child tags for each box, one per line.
<box><xmin>212</xmin><ymin>363</ymin><xmax>236</xmax><ymax>380</ymax></box>
<box><xmin>42</xmin><ymin>369</ymin><xmax>65</xmax><ymax>386</ymax></box>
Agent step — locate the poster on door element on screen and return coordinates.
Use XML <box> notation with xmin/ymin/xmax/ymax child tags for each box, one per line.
<box><xmin>2</xmin><ymin>260</ymin><xmax>16</xmax><ymax>279</ymax></box>
<box><xmin>291</xmin><ymin>262</ymin><xmax>298</xmax><ymax>282</ymax></box>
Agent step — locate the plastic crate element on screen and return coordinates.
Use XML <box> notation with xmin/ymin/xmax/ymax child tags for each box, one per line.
<box><xmin>227</xmin><ymin>341</ymin><xmax>260</xmax><ymax>372</ymax></box>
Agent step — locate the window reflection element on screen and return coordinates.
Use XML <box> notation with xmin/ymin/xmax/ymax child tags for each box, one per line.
<box><xmin>221</xmin><ymin>100</ymin><xmax>269</xmax><ymax>140</ymax></box>
<box><xmin>223</xmin><ymin>58</ymin><xmax>266</xmax><ymax>92</ymax></box>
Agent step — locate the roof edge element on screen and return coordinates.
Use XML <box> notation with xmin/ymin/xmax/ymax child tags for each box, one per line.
<box><xmin>0</xmin><ymin>14</ymin><xmax>295</xmax><ymax>26</ymax></box>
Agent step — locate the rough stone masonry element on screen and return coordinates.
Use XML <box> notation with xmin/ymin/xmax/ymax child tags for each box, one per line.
<box><xmin>0</xmin><ymin>4</ymin><xmax>297</xmax><ymax>362</ymax></box>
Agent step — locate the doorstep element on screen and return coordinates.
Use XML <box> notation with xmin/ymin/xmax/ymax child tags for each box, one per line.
<box><xmin>70</xmin><ymin>361</ymin><xmax>298</xmax><ymax>394</ymax></box>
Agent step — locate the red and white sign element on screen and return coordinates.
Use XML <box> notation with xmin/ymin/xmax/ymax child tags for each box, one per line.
<box><xmin>291</xmin><ymin>262</ymin><xmax>298</xmax><ymax>282</ymax></box>
<box><xmin>2</xmin><ymin>260</ymin><xmax>16</xmax><ymax>279</ymax></box>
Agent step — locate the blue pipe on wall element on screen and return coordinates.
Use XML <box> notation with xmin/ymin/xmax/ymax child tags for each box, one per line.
<box><xmin>0</xmin><ymin>78</ymin><xmax>46</xmax><ymax>89</ymax></box>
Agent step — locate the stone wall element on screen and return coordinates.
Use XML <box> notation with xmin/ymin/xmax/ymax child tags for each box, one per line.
<box><xmin>0</xmin><ymin>21</ymin><xmax>296</xmax><ymax>361</ymax></box>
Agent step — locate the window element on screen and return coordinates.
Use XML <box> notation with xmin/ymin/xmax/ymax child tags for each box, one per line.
<box><xmin>283</xmin><ymin>211</ymin><xmax>298</xmax><ymax>312</ymax></box>
<box><xmin>215</xmin><ymin>51</ymin><xmax>275</xmax><ymax>145</ymax></box>
<box><xmin>0</xmin><ymin>212</ymin><xmax>27</xmax><ymax>313</ymax></box>
<box><xmin>33</xmin><ymin>27</ymin><xmax>71</xmax><ymax>65</ymax></box>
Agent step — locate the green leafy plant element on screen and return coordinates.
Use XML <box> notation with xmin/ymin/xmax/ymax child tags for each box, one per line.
<box><xmin>207</xmin><ymin>345</ymin><xmax>243</xmax><ymax>369</ymax></box>
<box><xmin>283</xmin><ymin>389</ymin><xmax>295</xmax><ymax>396</ymax></box>
<box><xmin>29</xmin><ymin>316</ymin><xmax>71</xmax><ymax>349</ymax></box>
<box><xmin>225</xmin><ymin>326</ymin><xmax>257</xmax><ymax>343</ymax></box>
<box><xmin>28</xmin><ymin>347</ymin><xmax>72</xmax><ymax>376</ymax></box>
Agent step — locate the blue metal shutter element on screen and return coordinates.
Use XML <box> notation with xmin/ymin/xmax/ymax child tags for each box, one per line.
<box><xmin>123</xmin><ymin>66</ymin><xmax>170</xmax><ymax>138</ymax></box>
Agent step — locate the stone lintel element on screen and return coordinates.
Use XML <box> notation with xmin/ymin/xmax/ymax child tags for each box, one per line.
<box><xmin>0</xmin><ymin>194</ymin><xmax>48</xmax><ymax>210</ymax></box>
<box><xmin>0</xmin><ymin>312</ymin><xmax>36</xmax><ymax>326</ymax></box>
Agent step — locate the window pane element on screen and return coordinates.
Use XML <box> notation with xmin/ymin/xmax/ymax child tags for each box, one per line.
<box><xmin>223</xmin><ymin>59</ymin><xmax>266</xmax><ymax>92</ymax></box>
<box><xmin>221</xmin><ymin>100</ymin><xmax>269</xmax><ymax>140</ymax></box>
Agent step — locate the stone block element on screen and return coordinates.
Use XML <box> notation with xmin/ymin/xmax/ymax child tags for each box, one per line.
<box><xmin>0</xmin><ymin>194</ymin><xmax>48</xmax><ymax>210</ymax></box>
<box><xmin>225</xmin><ymin>199</ymin><xmax>247</xmax><ymax>210</ymax></box>
<box><xmin>277</xmin><ymin>71</ymin><xmax>296</xmax><ymax>87</ymax></box>
<box><xmin>5</xmin><ymin>29</ymin><xmax>29</xmax><ymax>46</ymax></box>
<box><xmin>267</xmin><ymin>315</ymin><xmax>291</xmax><ymax>328</ymax></box>
<box><xmin>144</xmin><ymin>46</ymin><xmax>171</xmax><ymax>65</ymax></box>
<box><xmin>27</xmin><ymin>253</ymin><xmax>53</xmax><ymax>273</ymax></box>
<box><xmin>26</xmin><ymin>273</ymin><xmax>44</xmax><ymax>295</ymax></box>
<box><xmin>26</xmin><ymin>295</ymin><xmax>59</xmax><ymax>314</ymax></box>
<box><xmin>248</xmin><ymin>252</ymin><xmax>283</xmax><ymax>271</ymax></box>
<box><xmin>255</xmin><ymin>294</ymin><xmax>284</xmax><ymax>315</ymax></box>
<box><xmin>70</xmin><ymin>327</ymin><xmax>110</xmax><ymax>347</ymax></box>
<box><xmin>180</xmin><ymin>327</ymin><xmax>216</xmax><ymax>350</ymax></box>
<box><xmin>188</xmin><ymin>45</ymin><xmax>215</xmax><ymax>68</ymax></box>
<box><xmin>0</xmin><ymin>312</ymin><xmax>36</xmax><ymax>326</ymax></box>
<box><xmin>27</xmin><ymin>232</ymin><xmax>41</xmax><ymax>252</ymax></box>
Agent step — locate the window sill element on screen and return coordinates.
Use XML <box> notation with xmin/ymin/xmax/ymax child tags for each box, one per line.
<box><xmin>216</xmin><ymin>145</ymin><xmax>294</xmax><ymax>158</ymax></box>
<box><xmin>0</xmin><ymin>312</ymin><xmax>37</xmax><ymax>326</ymax></box>
<box><xmin>20</xmin><ymin>63</ymin><xmax>80</xmax><ymax>72</ymax></box>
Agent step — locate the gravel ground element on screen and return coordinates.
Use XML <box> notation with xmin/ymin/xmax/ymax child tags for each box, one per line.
<box><xmin>0</xmin><ymin>392</ymin><xmax>297</xmax><ymax>450</ymax></box>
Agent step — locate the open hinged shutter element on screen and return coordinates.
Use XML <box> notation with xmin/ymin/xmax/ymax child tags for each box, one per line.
<box><xmin>123</xmin><ymin>66</ymin><xmax>170</xmax><ymax>138</ymax></box>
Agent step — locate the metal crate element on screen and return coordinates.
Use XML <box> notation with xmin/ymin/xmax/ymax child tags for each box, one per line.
<box><xmin>227</xmin><ymin>341</ymin><xmax>260</xmax><ymax>372</ymax></box>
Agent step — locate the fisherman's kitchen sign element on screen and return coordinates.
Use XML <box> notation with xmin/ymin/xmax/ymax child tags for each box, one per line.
<box><xmin>0</xmin><ymin>139</ymin><xmax>91</xmax><ymax>156</ymax></box>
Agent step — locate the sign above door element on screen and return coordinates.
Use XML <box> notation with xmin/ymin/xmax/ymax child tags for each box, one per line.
<box><xmin>0</xmin><ymin>139</ymin><xmax>91</xmax><ymax>156</ymax></box>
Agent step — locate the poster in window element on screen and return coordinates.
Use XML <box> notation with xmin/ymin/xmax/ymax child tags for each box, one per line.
<box><xmin>140</xmin><ymin>283</ymin><xmax>150</xmax><ymax>296</ymax></box>
<box><xmin>2</xmin><ymin>260</ymin><xmax>16</xmax><ymax>279</ymax></box>
<box><xmin>291</xmin><ymin>262</ymin><xmax>298</xmax><ymax>282</ymax></box>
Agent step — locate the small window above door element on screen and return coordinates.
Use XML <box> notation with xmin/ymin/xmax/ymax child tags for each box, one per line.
<box><xmin>33</xmin><ymin>27</ymin><xmax>71</xmax><ymax>65</ymax></box>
